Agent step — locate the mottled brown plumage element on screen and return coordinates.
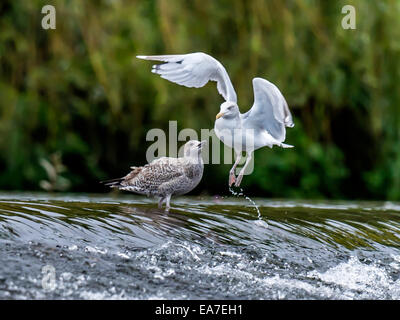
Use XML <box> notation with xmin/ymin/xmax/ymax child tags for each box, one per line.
<box><xmin>102</xmin><ymin>140</ymin><xmax>206</xmax><ymax>210</ymax></box>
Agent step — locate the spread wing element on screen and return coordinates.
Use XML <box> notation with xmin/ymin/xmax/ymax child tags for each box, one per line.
<box><xmin>137</xmin><ymin>52</ymin><xmax>237</xmax><ymax>103</ymax></box>
<box><xmin>242</xmin><ymin>78</ymin><xmax>294</xmax><ymax>143</ymax></box>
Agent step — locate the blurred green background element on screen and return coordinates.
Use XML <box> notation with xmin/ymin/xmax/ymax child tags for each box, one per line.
<box><xmin>0</xmin><ymin>0</ymin><xmax>399</xmax><ymax>200</ymax></box>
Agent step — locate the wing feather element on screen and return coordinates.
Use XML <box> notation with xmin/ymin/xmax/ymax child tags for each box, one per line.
<box><xmin>243</xmin><ymin>78</ymin><xmax>294</xmax><ymax>143</ymax></box>
<box><xmin>120</xmin><ymin>157</ymin><xmax>184</xmax><ymax>192</ymax></box>
<box><xmin>138</xmin><ymin>52</ymin><xmax>237</xmax><ymax>102</ymax></box>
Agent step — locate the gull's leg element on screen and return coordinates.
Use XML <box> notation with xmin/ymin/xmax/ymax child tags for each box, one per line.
<box><xmin>165</xmin><ymin>194</ymin><xmax>172</xmax><ymax>211</ymax></box>
<box><xmin>158</xmin><ymin>197</ymin><xmax>166</xmax><ymax>209</ymax></box>
<box><xmin>229</xmin><ymin>153</ymin><xmax>242</xmax><ymax>187</ymax></box>
<box><xmin>235</xmin><ymin>151</ymin><xmax>253</xmax><ymax>187</ymax></box>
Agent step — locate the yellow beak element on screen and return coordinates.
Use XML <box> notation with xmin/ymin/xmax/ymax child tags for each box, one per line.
<box><xmin>216</xmin><ymin>112</ymin><xmax>224</xmax><ymax>119</ymax></box>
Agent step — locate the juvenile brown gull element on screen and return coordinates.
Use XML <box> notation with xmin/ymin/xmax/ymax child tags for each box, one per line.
<box><xmin>137</xmin><ymin>52</ymin><xmax>294</xmax><ymax>187</ymax></box>
<box><xmin>101</xmin><ymin>140</ymin><xmax>205</xmax><ymax>210</ymax></box>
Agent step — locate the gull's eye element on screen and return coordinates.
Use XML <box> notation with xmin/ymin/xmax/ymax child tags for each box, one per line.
<box><xmin>228</xmin><ymin>106</ymin><xmax>233</xmax><ymax>110</ymax></box>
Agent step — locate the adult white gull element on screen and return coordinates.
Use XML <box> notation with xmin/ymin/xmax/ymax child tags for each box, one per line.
<box><xmin>137</xmin><ymin>52</ymin><xmax>294</xmax><ymax>187</ymax></box>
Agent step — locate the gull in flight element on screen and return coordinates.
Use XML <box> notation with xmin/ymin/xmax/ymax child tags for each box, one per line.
<box><xmin>137</xmin><ymin>52</ymin><xmax>294</xmax><ymax>187</ymax></box>
<box><xmin>101</xmin><ymin>140</ymin><xmax>205</xmax><ymax>210</ymax></box>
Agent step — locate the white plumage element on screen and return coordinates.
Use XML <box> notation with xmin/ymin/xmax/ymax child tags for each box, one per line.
<box><xmin>138</xmin><ymin>52</ymin><xmax>294</xmax><ymax>187</ymax></box>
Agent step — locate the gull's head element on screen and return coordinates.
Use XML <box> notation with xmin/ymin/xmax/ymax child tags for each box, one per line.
<box><xmin>184</xmin><ymin>140</ymin><xmax>206</xmax><ymax>158</ymax></box>
<box><xmin>216</xmin><ymin>101</ymin><xmax>239</xmax><ymax>120</ymax></box>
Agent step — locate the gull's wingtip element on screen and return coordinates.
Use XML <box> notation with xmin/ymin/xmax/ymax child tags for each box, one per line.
<box><xmin>280</xmin><ymin>143</ymin><xmax>294</xmax><ymax>149</ymax></box>
<box><xmin>136</xmin><ymin>55</ymin><xmax>147</xmax><ymax>59</ymax></box>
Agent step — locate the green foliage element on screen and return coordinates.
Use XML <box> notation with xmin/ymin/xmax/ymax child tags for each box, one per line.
<box><xmin>0</xmin><ymin>0</ymin><xmax>399</xmax><ymax>200</ymax></box>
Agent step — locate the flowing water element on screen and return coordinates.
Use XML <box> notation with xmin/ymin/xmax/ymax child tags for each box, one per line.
<box><xmin>1</xmin><ymin>192</ymin><xmax>400</xmax><ymax>300</ymax></box>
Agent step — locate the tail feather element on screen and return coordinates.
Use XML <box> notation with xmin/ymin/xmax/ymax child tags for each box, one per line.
<box><xmin>100</xmin><ymin>177</ymin><xmax>124</xmax><ymax>187</ymax></box>
<box><xmin>280</xmin><ymin>143</ymin><xmax>294</xmax><ymax>148</ymax></box>
<box><xmin>101</xmin><ymin>166</ymin><xmax>143</xmax><ymax>189</ymax></box>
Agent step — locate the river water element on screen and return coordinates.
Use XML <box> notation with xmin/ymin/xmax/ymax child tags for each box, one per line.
<box><xmin>0</xmin><ymin>192</ymin><xmax>399</xmax><ymax>299</ymax></box>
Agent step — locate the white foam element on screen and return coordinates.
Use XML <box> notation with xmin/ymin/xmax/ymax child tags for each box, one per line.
<box><xmin>84</xmin><ymin>246</ymin><xmax>107</xmax><ymax>255</ymax></box>
<box><xmin>79</xmin><ymin>290</ymin><xmax>127</xmax><ymax>300</ymax></box>
<box><xmin>117</xmin><ymin>252</ymin><xmax>130</xmax><ymax>259</ymax></box>
<box><xmin>308</xmin><ymin>256</ymin><xmax>400</xmax><ymax>299</ymax></box>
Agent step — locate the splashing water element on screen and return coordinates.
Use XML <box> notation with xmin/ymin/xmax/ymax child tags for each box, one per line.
<box><xmin>229</xmin><ymin>186</ymin><xmax>263</xmax><ymax>222</ymax></box>
<box><xmin>1</xmin><ymin>192</ymin><xmax>400</xmax><ymax>299</ymax></box>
